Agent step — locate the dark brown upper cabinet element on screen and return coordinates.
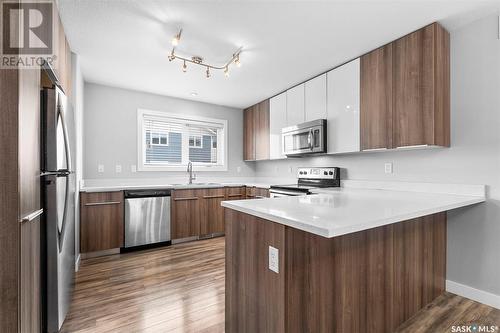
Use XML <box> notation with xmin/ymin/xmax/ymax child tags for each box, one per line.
<box><xmin>361</xmin><ymin>22</ymin><xmax>450</xmax><ymax>150</ymax></box>
<box><xmin>360</xmin><ymin>44</ymin><xmax>394</xmax><ymax>151</ymax></box>
<box><xmin>243</xmin><ymin>105</ymin><xmax>256</xmax><ymax>161</ymax></box>
<box><xmin>255</xmin><ymin>99</ymin><xmax>270</xmax><ymax>160</ymax></box>
<box><xmin>392</xmin><ymin>23</ymin><xmax>450</xmax><ymax>148</ymax></box>
<box><xmin>244</xmin><ymin>100</ymin><xmax>270</xmax><ymax>161</ymax></box>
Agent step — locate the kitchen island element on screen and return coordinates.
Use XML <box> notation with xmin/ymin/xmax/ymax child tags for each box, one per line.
<box><xmin>222</xmin><ymin>184</ymin><xmax>485</xmax><ymax>333</ymax></box>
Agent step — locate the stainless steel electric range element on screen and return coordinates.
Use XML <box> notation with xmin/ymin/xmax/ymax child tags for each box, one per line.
<box><xmin>269</xmin><ymin>167</ymin><xmax>340</xmax><ymax>197</ymax></box>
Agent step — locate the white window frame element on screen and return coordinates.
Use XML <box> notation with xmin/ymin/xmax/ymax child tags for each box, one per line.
<box><xmin>137</xmin><ymin>109</ymin><xmax>228</xmax><ymax>171</ymax></box>
<box><xmin>150</xmin><ymin>132</ymin><xmax>169</xmax><ymax>146</ymax></box>
<box><xmin>189</xmin><ymin>135</ymin><xmax>203</xmax><ymax>149</ymax></box>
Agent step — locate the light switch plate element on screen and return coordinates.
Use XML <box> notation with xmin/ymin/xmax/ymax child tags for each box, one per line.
<box><xmin>236</xmin><ymin>166</ymin><xmax>241</xmax><ymax>173</ymax></box>
<box><xmin>115</xmin><ymin>165</ymin><xmax>122</xmax><ymax>173</ymax></box>
<box><xmin>384</xmin><ymin>163</ymin><xmax>393</xmax><ymax>174</ymax></box>
<box><xmin>131</xmin><ymin>165</ymin><xmax>137</xmax><ymax>173</ymax></box>
<box><xmin>268</xmin><ymin>246</ymin><xmax>279</xmax><ymax>273</ymax></box>
<box><xmin>98</xmin><ymin>164</ymin><xmax>104</xmax><ymax>173</ymax></box>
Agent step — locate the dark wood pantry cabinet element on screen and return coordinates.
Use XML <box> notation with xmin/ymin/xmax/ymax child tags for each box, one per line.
<box><xmin>1</xmin><ymin>57</ymin><xmax>42</xmax><ymax>333</ymax></box>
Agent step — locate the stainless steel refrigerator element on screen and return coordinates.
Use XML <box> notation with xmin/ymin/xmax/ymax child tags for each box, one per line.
<box><xmin>41</xmin><ymin>86</ymin><xmax>76</xmax><ymax>333</ymax></box>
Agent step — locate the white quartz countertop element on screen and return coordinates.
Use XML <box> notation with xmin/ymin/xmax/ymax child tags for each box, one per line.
<box><xmin>79</xmin><ymin>178</ymin><xmax>278</xmax><ymax>192</ymax></box>
<box><xmin>221</xmin><ymin>187</ymin><xmax>485</xmax><ymax>238</ymax></box>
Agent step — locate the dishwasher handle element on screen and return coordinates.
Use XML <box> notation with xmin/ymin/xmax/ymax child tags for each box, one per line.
<box><xmin>124</xmin><ymin>189</ymin><xmax>171</xmax><ymax>198</ymax></box>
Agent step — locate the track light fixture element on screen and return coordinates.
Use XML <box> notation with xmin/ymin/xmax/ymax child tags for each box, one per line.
<box><xmin>167</xmin><ymin>28</ymin><xmax>242</xmax><ymax>78</ymax></box>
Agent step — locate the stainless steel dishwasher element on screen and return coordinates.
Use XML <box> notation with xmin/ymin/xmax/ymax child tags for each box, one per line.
<box><xmin>124</xmin><ymin>189</ymin><xmax>171</xmax><ymax>248</ymax></box>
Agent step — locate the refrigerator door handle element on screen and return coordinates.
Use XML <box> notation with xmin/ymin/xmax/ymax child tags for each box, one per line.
<box><xmin>40</xmin><ymin>170</ymin><xmax>72</xmax><ymax>177</ymax></box>
<box><xmin>58</xmin><ymin>104</ymin><xmax>72</xmax><ymax>172</ymax></box>
<box><xmin>56</xmin><ymin>102</ymin><xmax>72</xmax><ymax>251</ymax></box>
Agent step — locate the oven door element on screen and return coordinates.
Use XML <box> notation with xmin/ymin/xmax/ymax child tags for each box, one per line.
<box><xmin>282</xmin><ymin>120</ymin><xmax>326</xmax><ymax>156</ymax></box>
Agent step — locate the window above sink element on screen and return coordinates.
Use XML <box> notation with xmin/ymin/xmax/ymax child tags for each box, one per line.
<box><xmin>137</xmin><ymin>109</ymin><xmax>228</xmax><ymax>171</ymax></box>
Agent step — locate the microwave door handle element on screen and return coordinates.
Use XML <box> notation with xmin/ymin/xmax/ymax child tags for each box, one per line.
<box><xmin>308</xmin><ymin>129</ymin><xmax>313</xmax><ymax>150</ymax></box>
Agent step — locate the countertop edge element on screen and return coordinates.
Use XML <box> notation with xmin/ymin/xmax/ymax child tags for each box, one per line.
<box><xmin>221</xmin><ymin>196</ymin><xmax>486</xmax><ymax>238</ymax></box>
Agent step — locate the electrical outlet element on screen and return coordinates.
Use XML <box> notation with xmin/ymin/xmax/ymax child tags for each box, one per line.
<box><xmin>274</xmin><ymin>166</ymin><xmax>279</xmax><ymax>173</ymax></box>
<box><xmin>268</xmin><ymin>246</ymin><xmax>279</xmax><ymax>273</ymax></box>
<box><xmin>131</xmin><ymin>165</ymin><xmax>137</xmax><ymax>173</ymax></box>
<box><xmin>98</xmin><ymin>164</ymin><xmax>104</xmax><ymax>173</ymax></box>
<box><xmin>384</xmin><ymin>162</ymin><xmax>393</xmax><ymax>174</ymax></box>
<box><xmin>115</xmin><ymin>165</ymin><xmax>122</xmax><ymax>173</ymax></box>
<box><xmin>288</xmin><ymin>166</ymin><xmax>293</xmax><ymax>174</ymax></box>
<box><xmin>236</xmin><ymin>166</ymin><xmax>241</xmax><ymax>173</ymax></box>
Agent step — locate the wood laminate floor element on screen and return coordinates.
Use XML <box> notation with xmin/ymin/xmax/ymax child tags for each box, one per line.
<box><xmin>61</xmin><ymin>237</ymin><xmax>500</xmax><ymax>333</ymax></box>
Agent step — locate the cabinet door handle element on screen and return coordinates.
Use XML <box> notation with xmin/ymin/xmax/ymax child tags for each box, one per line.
<box><xmin>20</xmin><ymin>209</ymin><xmax>43</xmax><ymax>223</ymax></box>
<box><xmin>203</xmin><ymin>195</ymin><xmax>225</xmax><ymax>199</ymax></box>
<box><xmin>227</xmin><ymin>194</ymin><xmax>243</xmax><ymax>197</ymax></box>
<box><xmin>84</xmin><ymin>201</ymin><xmax>121</xmax><ymax>206</ymax></box>
<box><xmin>174</xmin><ymin>197</ymin><xmax>198</xmax><ymax>201</ymax></box>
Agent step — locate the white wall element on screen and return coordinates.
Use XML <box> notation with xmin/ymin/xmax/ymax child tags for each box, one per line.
<box><xmin>255</xmin><ymin>14</ymin><xmax>500</xmax><ymax>297</ymax></box>
<box><xmin>72</xmin><ymin>53</ymin><xmax>84</xmax><ymax>270</ymax></box>
<box><xmin>83</xmin><ymin>83</ymin><xmax>255</xmax><ymax>180</ymax></box>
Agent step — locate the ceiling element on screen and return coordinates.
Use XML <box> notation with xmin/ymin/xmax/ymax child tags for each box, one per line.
<box><xmin>58</xmin><ymin>0</ymin><xmax>499</xmax><ymax>109</ymax></box>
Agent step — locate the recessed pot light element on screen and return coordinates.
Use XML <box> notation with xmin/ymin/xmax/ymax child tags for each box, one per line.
<box><xmin>190</xmin><ymin>92</ymin><xmax>198</xmax><ymax>97</ymax></box>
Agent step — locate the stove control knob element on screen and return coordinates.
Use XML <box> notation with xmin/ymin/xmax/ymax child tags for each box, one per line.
<box><xmin>323</xmin><ymin>171</ymin><xmax>328</xmax><ymax>175</ymax></box>
<box><xmin>329</xmin><ymin>171</ymin><xmax>334</xmax><ymax>175</ymax></box>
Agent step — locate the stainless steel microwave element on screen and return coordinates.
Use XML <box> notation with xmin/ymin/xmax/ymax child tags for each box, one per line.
<box><xmin>282</xmin><ymin>119</ymin><xmax>327</xmax><ymax>156</ymax></box>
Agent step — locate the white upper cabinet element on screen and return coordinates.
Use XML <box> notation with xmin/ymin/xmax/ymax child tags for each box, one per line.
<box><xmin>269</xmin><ymin>92</ymin><xmax>287</xmax><ymax>159</ymax></box>
<box><xmin>286</xmin><ymin>84</ymin><xmax>305</xmax><ymax>126</ymax></box>
<box><xmin>305</xmin><ymin>74</ymin><xmax>327</xmax><ymax>121</ymax></box>
<box><xmin>326</xmin><ymin>58</ymin><xmax>361</xmax><ymax>154</ymax></box>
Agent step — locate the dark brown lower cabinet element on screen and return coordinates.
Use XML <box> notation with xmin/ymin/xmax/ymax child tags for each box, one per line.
<box><xmin>171</xmin><ymin>189</ymin><xmax>201</xmax><ymax>239</ymax></box>
<box><xmin>80</xmin><ymin>191</ymin><xmax>124</xmax><ymax>253</ymax></box>
<box><xmin>245</xmin><ymin>186</ymin><xmax>256</xmax><ymax>198</ymax></box>
<box><xmin>245</xmin><ymin>186</ymin><xmax>269</xmax><ymax>199</ymax></box>
<box><xmin>200</xmin><ymin>188</ymin><xmax>226</xmax><ymax>235</ymax></box>
<box><xmin>226</xmin><ymin>187</ymin><xmax>246</xmax><ymax>201</ymax></box>
<box><xmin>255</xmin><ymin>187</ymin><xmax>270</xmax><ymax>198</ymax></box>
<box><xmin>225</xmin><ymin>209</ymin><xmax>446</xmax><ymax>333</ymax></box>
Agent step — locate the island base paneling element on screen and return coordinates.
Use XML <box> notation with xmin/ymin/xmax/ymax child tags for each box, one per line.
<box><xmin>225</xmin><ymin>210</ymin><xmax>446</xmax><ymax>333</ymax></box>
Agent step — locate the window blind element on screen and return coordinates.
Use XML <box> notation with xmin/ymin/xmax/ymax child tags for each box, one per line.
<box><xmin>141</xmin><ymin>113</ymin><xmax>225</xmax><ymax>167</ymax></box>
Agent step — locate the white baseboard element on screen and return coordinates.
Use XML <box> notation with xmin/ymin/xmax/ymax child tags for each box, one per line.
<box><xmin>75</xmin><ymin>253</ymin><xmax>81</xmax><ymax>272</ymax></box>
<box><xmin>446</xmin><ymin>280</ymin><xmax>500</xmax><ymax>309</ymax></box>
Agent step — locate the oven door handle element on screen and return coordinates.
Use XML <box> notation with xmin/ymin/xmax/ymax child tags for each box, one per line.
<box><xmin>269</xmin><ymin>189</ymin><xmax>308</xmax><ymax>196</ymax></box>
